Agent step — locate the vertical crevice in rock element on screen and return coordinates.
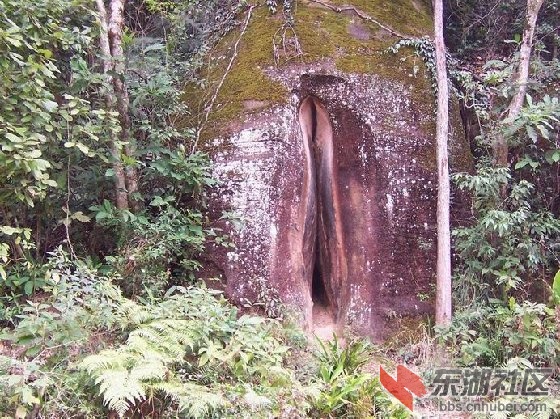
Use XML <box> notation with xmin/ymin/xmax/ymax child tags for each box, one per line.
<box><xmin>299</xmin><ymin>95</ymin><xmax>346</xmax><ymax>327</ymax></box>
<box><xmin>311</xmin><ymin>241</ymin><xmax>329</xmax><ymax>306</ymax></box>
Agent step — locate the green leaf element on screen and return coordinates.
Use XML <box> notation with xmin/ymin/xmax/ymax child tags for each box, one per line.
<box><xmin>0</xmin><ymin>226</ymin><xmax>20</xmax><ymax>236</ymax></box>
<box><xmin>21</xmin><ymin>386</ymin><xmax>40</xmax><ymax>405</ymax></box>
<box><xmin>71</xmin><ymin>211</ymin><xmax>91</xmax><ymax>223</ymax></box>
<box><xmin>5</xmin><ymin>132</ymin><xmax>22</xmax><ymax>143</ymax></box>
<box><xmin>536</xmin><ymin>124</ymin><xmax>550</xmax><ymax>139</ymax></box>
<box><xmin>43</xmin><ymin>100</ymin><xmax>58</xmax><ymax>112</ymax></box>
<box><xmin>15</xmin><ymin>406</ymin><xmax>27</xmax><ymax>419</ymax></box>
<box><xmin>544</xmin><ymin>149</ymin><xmax>560</xmax><ymax>164</ymax></box>
<box><xmin>26</xmin><ymin>149</ymin><xmax>42</xmax><ymax>159</ymax></box>
<box><xmin>25</xmin><ymin>345</ymin><xmax>42</xmax><ymax>357</ymax></box>
<box><xmin>552</xmin><ymin>270</ymin><xmax>560</xmax><ymax>306</ymax></box>
<box><xmin>514</xmin><ymin>160</ymin><xmax>528</xmax><ymax>170</ymax></box>
<box><xmin>75</xmin><ymin>142</ymin><xmax>90</xmax><ymax>155</ymax></box>
<box><xmin>526</xmin><ymin>125</ymin><xmax>537</xmax><ymax>142</ymax></box>
<box><xmin>150</xmin><ymin>196</ymin><xmax>166</xmax><ymax>207</ymax></box>
<box><xmin>37</xmin><ymin>48</ymin><xmax>53</xmax><ymax>59</ymax></box>
<box><xmin>24</xmin><ymin>280</ymin><xmax>34</xmax><ymax>295</ymax></box>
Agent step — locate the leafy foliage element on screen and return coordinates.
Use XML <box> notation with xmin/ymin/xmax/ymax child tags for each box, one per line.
<box><xmin>0</xmin><ymin>254</ymin><xmax>307</xmax><ymax>418</ymax></box>
<box><xmin>450</xmin><ymin>40</ymin><xmax>560</xmax><ymax>306</ymax></box>
<box><xmin>438</xmin><ymin>298</ymin><xmax>559</xmax><ymax>367</ymax></box>
<box><xmin>440</xmin><ymin>7</ymin><xmax>560</xmax><ymax>411</ymax></box>
<box><xmin>388</xmin><ymin>37</ymin><xmax>438</xmax><ymax>88</ymax></box>
<box><xmin>0</xmin><ymin>1</ymin><xmax>559</xmax><ymax>418</ymax></box>
<box><xmin>552</xmin><ymin>270</ymin><xmax>560</xmax><ymax>306</ymax></box>
<box><xmin>0</xmin><ymin>0</ymin><xmax>230</xmax><ymax>311</ymax></box>
<box><xmin>445</xmin><ymin>0</ymin><xmax>560</xmax><ymax>59</ymax></box>
<box><xmin>80</xmin><ymin>285</ymin><xmax>299</xmax><ymax>417</ymax></box>
<box><xmin>81</xmin><ymin>292</ymin><xmax>224</xmax><ymax>416</ymax></box>
<box><xmin>0</xmin><ymin>355</ymin><xmax>52</xmax><ymax>419</ymax></box>
<box><xmin>311</xmin><ymin>337</ymin><xmax>408</xmax><ymax>418</ymax></box>
<box><xmin>92</xmin><ymin>150</ymin><xmax>222</xmax><ymax>296</ymax></box>
<box><xmin>0</xmin><ymin>0</ymin><xmax>101</xmax><ymax>206</ymax></box>
<box><xmin>0</xmin><ymin>0</ymin><xmax>117</xmax><ymax>291</ymax></box>
<box><xmin>0</xmin><ymin>251</ymin><xmax>117</xmax><ymax>417</ymax></box>
<box><xmin>453</xmin><ymin>166</ymin><xmax>560</xmax><ymax>302</ymax></box>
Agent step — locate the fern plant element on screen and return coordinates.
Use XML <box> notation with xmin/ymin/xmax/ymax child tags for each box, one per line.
<box><xmin>81</xmin><ymin>285</ymin><xmax>292</xmax><ymax>418</ymax></box>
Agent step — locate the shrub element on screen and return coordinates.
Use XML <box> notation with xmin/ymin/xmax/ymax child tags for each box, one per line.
<box><xmin>310</xmin><ymin>336</ymin><xmax>408</xmax><ymax>418</ymax></box>
<box><xmin>438</xmin><ymin>298</ymin><xmax>559</xmax><ymax>368</ymax></box>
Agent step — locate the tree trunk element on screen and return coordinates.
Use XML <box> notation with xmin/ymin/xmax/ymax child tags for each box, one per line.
<box><xmin>95</xmin><ymin>0</ymin><xmax>129</xmax><ymax>210</ymax></box>
<box><xmin>434</xmin><ymin>0</ymin><xmax>452</xmax><ymax>326</ymax></box>
<box><xmin>493</xmin><ymin>0</ymin><xmax>545</xmax><ymax>167</ymax></box>
<box><xmin>108</xmin><ymin>0</ymin><xmax>140</xmax><ymax>211</ymax></box>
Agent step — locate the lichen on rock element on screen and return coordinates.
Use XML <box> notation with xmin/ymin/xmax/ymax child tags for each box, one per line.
<box><xmin>194</xmin><ymin>1</ymin><xmax>472</xmax><ymax>340</ymax></box>
<box><xmin>190</xmin><ymin>0</ymin><xmax>435</xmax><ymax>142</ymax></box>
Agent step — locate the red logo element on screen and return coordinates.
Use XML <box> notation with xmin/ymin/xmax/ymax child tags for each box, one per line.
<box><xmin>380</xmin><ymin>365</ymin><xmax>427</xmax><ymax>411</ymax></box>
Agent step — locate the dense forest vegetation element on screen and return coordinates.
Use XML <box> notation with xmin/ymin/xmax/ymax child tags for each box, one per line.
<box><xmin>0</xmin><ymin>0</ymin><xmax>559</xmax><ymax>417</ymax></box>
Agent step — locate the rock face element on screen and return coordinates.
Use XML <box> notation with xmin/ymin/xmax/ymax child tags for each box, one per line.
<box><xmin>197</xmin><ymin>0</ymin><xmax>471</xmax><ymax>339</ymax></box>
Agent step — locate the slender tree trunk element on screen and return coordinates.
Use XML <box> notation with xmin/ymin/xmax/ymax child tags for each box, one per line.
<box><xmin>506</xmin><ymin>0</ymin><xmax>545</xmax><ymax>120</ymax></box>
<box><xmin>552</xmin><ymin>28</ymin><xmax>558</xmax><ymax>61</ymax></box>
<box><xmin>96</xmin><ymin>0</ymin><xmax>129</xmax><ymax>210</ymax></box>
<box><xmin>434</xmin><ymin>0</ymin><xmax>452</xmax><ymax>326</ymax></box>
<box><xmin>493</xmin><ymin>0</ymin><xmax>545</xmax><ymax>167</ymax></box>
<box><xmin>108</xmin><ymin>0</ymin><xmax>140</xmax><ymax>211</ymax></box>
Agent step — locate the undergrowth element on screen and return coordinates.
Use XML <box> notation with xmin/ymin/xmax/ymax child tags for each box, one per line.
<box><xmin>0</xmin><ymin>252</ymin><xmax>406</xmax><ymax>418</ymax></box>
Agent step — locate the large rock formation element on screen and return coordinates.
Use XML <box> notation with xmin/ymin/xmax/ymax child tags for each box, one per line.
<box><xmin>195</xmin><ymin>0</ymin><xmax>472</xmax><ymax>339</ymax></box>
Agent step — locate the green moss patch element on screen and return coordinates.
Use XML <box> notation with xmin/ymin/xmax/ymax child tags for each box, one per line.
<box><xmin>191</xmin><ymin>1</ymin><xmax>435</xmax><ymax>143</ymax></box>
<box><xmin>193</xmin><ymin>7</ymin><xmax>288</xmax><ymax>143</ymax></box>
<box><xmin>329</xmin><ymin>0</ymin><xmax>432</xmax><ymax>36</ymax></box>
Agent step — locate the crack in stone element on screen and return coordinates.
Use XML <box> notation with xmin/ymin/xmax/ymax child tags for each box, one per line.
<box><xmin>299</xmin><ymin>95</ymin><xmax>346</xmax><ymax>329</ymax></box>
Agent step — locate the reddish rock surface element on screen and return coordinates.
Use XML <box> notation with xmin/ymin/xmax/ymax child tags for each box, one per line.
<box><xmin>199</xmin><ymin>3</ymin><xmax>472</xmax><ymax>340</ymax></box>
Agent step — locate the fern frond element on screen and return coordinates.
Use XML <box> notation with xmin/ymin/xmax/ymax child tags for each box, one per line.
<box><xmin>128</xmin><ymin>326</ymin><xmax>163</xmax><ymax>344</ymax></box>
<box><xmin>127</xmin><ymin>324</ymin><xmax>187</xmax><ymax>360</ymax></box>
<box><xmin>109</xmin><ymin>398</ymin><xmax>132</xmax><ymax>419</ymax></box>
<box><xmin>116</xmin><ymin>300</ymin><xmax>153</xmax><ymax>326</ymax></box>
<box><xmin>129</xmin><ymin>360</ymin><xmax>167</xmax><ymax>381</ymax></box>
<box><xmin>81</xmin><ymin>350</ymin><xmax>133</xmax><ymax>374</ymax></box>
<box><xmin>179</xmin><ymin>384</ymin><xmax>226</xmax><ymax>418</ymax></box>
<box><xmin>97</xmin><ymin>369</ymin><xmax>146</xmax><ymax>418</ymax></box>
<box><xmin>243</xmin><ymin>387</ymin><xmax>272</xmax><ymax>410</ymax></box>
<box><xmin>150</xmin><ymin>380</ymin><xmax>226</xmax><ymax>417</ymax></box>
<box><xmin>126</xmin><ymin>334</ymin><xmax>171</xmax><ymax>361</ymax></box>
<box><xmin>150</xmin><ymin>380</ymin><xmax>185</xmax><ymax>401</ymax></box>
<box><xmin>80</xmin><ymin>285</ymin><xmax>299</xmax><ymax>417</ymax></box>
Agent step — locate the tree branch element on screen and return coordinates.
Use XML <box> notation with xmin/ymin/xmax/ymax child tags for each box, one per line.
<box><xmin>493</xmin><ymin>0</ymin><xmax>545</xmax><ymax>169</ymax></box>
<box><xmin>307</xmin><ymin>0</ymin><xmax>408</xmax><ymax>39</ymax></box>
<box><xmin>505</xmin><ymin>0</ymin><xmax>545</xmax><ymax>121</ymax></box>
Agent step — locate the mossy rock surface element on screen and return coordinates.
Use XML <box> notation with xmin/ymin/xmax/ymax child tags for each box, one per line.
<box><xmin>196</xmin><ymin>1</ymin><xmax>473</xmax><ymax>340</ymax></box>
<box><xmin>188</xmin><ymin>0</ymin><xmax>435</xmax><ymax>143</ymax></box>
